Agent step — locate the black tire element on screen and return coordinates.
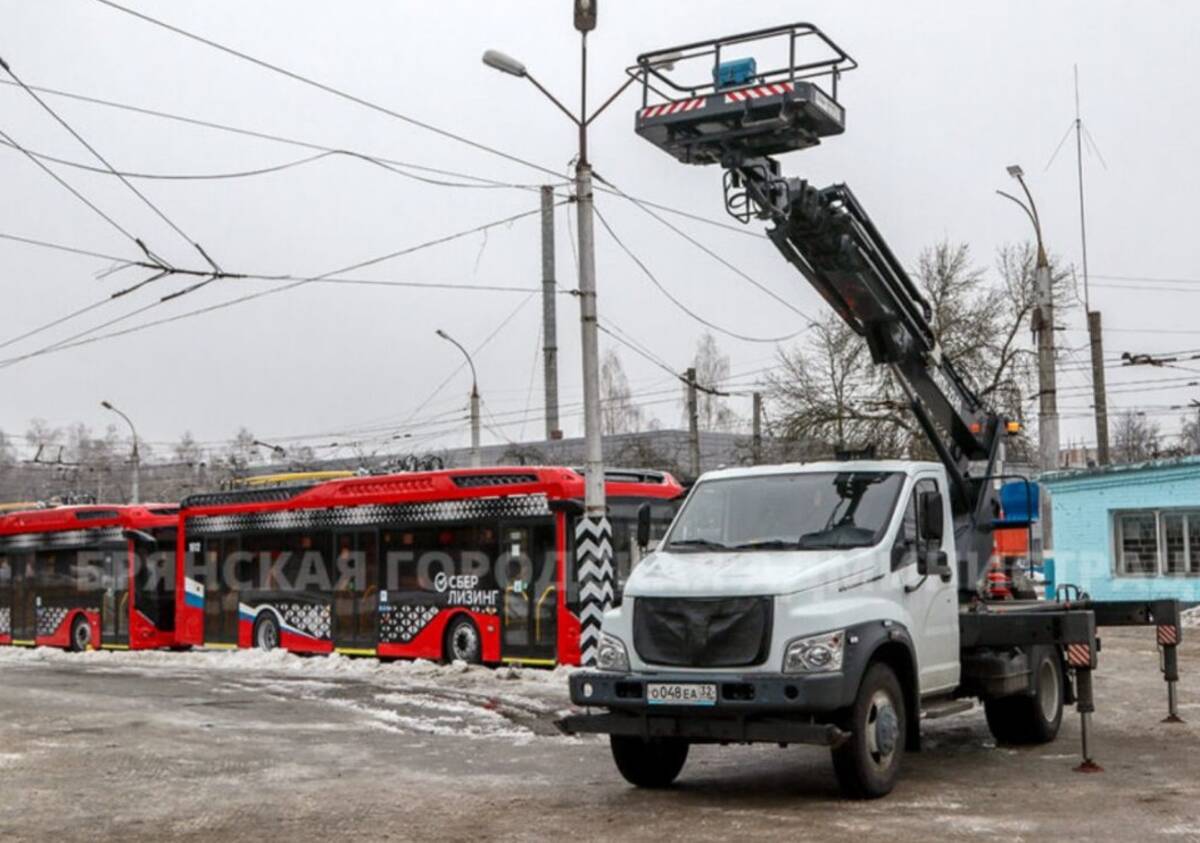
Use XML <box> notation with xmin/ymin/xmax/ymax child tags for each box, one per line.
<box><xmin>68</xmin><ymin>615</ymin><xmax>91</xmax><ymax>653</ymax></box>
<box><xmin>610</xmin><ymin>735</ymin><xmax>689</xmax><ymax>789</ymax></box>
<box><xmin>254</xmin><ymin>613</ymin><xmax>280</xmax><ymax>651</ymax></box>
<box><xmin>832</xmin><ymin>662</ymin><xmax>907</xmax><ymax>799</ymax></box>
<box><xmin>444</xmin><ymin>615</ymin><xmax>482</xmax><ymax>664</ymax></box>
<box><xmin>984</xmin><ymin>646</ymin><xmax>1063</xmax><ymax>745</ymax></box>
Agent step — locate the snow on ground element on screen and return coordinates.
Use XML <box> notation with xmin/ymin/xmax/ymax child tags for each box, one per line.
<box><xmin>0</xmin><ymin>645</ymin><xmax>578</xmax><ymax>742</ymax></box>
<box><xmin>1183</xmin><ymin>606</ymin><xmax>1200</xmax><ymax>628</ymax></box>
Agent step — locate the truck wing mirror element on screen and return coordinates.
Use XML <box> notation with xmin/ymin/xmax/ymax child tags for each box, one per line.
<box><xmin>636</xmin><ymin>502</ymin><xmax>652</xmax><ymax>550</ymax></box>
<box><xmin>918</xmin><ymin>549</ymin><xmax>952</xmax><ymax>582</ymax></box>
<box><xmin>917</xmin><ymin>490</ymin><xmax>945</xmax><ymax>545</ymax></box>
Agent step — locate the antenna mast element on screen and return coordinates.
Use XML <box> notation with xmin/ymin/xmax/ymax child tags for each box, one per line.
<box><xmin>1073</xmin><ymin>66</ymin><xmax>1109</xmax><ymax>464</ymax></box>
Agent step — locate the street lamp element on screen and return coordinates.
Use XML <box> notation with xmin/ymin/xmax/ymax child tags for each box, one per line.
<box><xmin>996</xmin><ymin>166</ymin><xmax>1058</xmax><ymax>473</ymax></box>
<box><xmin>252</xmin><ymin>439</ymin><xmax>287</xmax><ymax>460</ymax></box>
<box><xmin>483</xmin><ymin>2</ymin><xmax>631</xmax><ymax>664</ymax></box>
<box><xmin>436</xmin><ymin>329</ymin><xmax>481</xmax><ymax>467</ymax></box>
<box><xmin>101</xmin><ymin>400</ymin><xmax>139</xmax><ymax>504</ymax></box>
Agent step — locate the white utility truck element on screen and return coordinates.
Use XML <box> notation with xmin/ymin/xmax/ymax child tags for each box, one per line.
<box><xmin>561</xmin><ymin>22</ymin><xmax>1184</xmax><ymax>798</ymax></box>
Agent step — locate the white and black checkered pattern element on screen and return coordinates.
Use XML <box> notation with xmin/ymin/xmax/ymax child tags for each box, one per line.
<box><xmin>379</xmin><ymin>604</ymin><xmax>440</xmax><ymax>644</ymax></box>
<box><xmin>36</xmin><ymin>606</ymin><xmax>72</xmax><ymax>638</ymax></box>
<box><xmin>263</xmin><ymin>601</ymin><xmax>331</xmax><ymax>640</ymax></box>
<box><xmin>0</xmin><ymin>607</ymin><xmax>9</xmax><ymax>636</ymax></box>
<box><xmin>0</xmin><ymin>527</ymin><xmax>124</xmax><ymax>551</ymax></box>
<box><xmin>188</xmin><ymin>494</ymin><xmax>552</xmax><ymax>536</ymax></box>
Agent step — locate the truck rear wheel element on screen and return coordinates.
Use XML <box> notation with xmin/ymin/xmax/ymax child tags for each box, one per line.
<box><xmin>610</xmin><ymin>735</ymin><xmax>689</xmax><ymax>788</ymax></box>
<box><xmin>832</xmin><ymin>662</ymin><xmax>906</xmax><ymax>799</ymax></box>
<box><xmin>984</xmin><ymin>646</ymin><xmax>1063</xmax><ymax>745</ymax></box>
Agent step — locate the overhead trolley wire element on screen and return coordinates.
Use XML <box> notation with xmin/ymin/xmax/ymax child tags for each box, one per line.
<box><xmin>0</xmin><ymin>125</ymin><xmax>146</xmax><ymax>252</ymax></box>
<box><xmin>593</xmin><ymin>203</ymin><xmax>805</xmax><ymax>345</ymax></box>
<box><xmin>0</xmin><ymin>205</ymin><xmax>556</xmax><ymax>369</ymax></box>
<box><xmin>0</xmin><ymin>55</ymin><xmax>211</xmax><ymax>268</ymax></box>
<box><xmin>0</xmin><ymin>80</ymin><xmax>749</xmax><ymax>235</ymax></box>
<box><xmin>92</xmin><ymin>0</ymin><xmax>565</xmax><ymax>182</ymax></box>
<box><xmin>0</xmin><ymin>138</ymin><xmax>568</xmax><ymax>193</ymax></box>
<box><xmin>597</xmin><ymin>178</ymin><xmax>819</xmax><ymax>330</ymax></box>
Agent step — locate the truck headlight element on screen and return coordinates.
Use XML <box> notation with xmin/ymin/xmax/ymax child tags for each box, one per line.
<box><xmin>596</xmin><ymin>632</ymin><xmax>630</xmax><ymax>672</ymax></box>
<box><xmin>783</xmin><ymin>629</ymin><xmax>845</xmax><ymax>673</ymax></box>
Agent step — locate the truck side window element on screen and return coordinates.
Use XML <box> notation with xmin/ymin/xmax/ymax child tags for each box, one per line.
<box><xmin>893</xmin><ymin>495</ymin><xmax>919</xmax><ymax>570</ymax></box>
<box><xmin>892</xmin><ymin>479</ymin><xmax>941</xmax><ymax>570</ymax></box>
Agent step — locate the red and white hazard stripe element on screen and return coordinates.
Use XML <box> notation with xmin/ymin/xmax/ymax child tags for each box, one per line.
<box><xmin>1157</xmin><ymin>624</ymin><xmax>1179</xmax><ymax>646</ymax></box>
<box><xmin>1066</xmin><ymin>642</ymin><xmax>1092</xmax><ymax>668</ymax></box>
<box><xmin>640</xmin><ymin>97</ymin><xmax>707</xmax><ymax>119</ymax></box>
<box><xmin>723</xmin><ymin>81</ymin><xmax>795</xmax><ymax>103</ymax></box>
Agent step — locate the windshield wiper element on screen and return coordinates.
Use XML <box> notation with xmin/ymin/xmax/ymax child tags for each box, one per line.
<box><xmin>729</xmin><ymin>539</ymin><xmax>800</xmax><ymax>550</ymax></box>
<box><xmin>664</xmin><ymin>538</ymin><xmax>730</xmax><ymax>551</ymax></box>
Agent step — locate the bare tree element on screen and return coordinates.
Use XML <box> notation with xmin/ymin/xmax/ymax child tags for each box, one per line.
<box><xmin>685</xmin><ymin>332</ymin><xmax>739</xmax><ymax>432</ymax></box>
<box><xmin>767</xmin><ymin>239</ymin><xmax>1070</xmax><ymax>459</ymax></box>
<box><xmin>1112</xmin><ymin>411</ymin><xmax>1162</xmax><ymax>463</ymax></box>
<box><xmin>768</xmin><ymin>314</ymin><xmax>911</xmax><ymax>456</ymax></box>
<box><xmin>174</xmin><ymin>431</ymin><xmax>205</xmax><ymax>467</ymax></box>
<box><xmin>1182</xmin><ymin>411</ymin><xmax>1200</xmax><ymax>455</ymax></box>
<box><xmin>600</xmin><ymin>348</ymin><xmax>643</xmax><ymax>435</ymax></box>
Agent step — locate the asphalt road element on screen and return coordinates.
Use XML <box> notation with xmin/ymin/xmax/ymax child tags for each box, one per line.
<box><xmin>0</xmin><ymin>629</ymin><xmax>1198</xmax><ymax>841</ymax></box>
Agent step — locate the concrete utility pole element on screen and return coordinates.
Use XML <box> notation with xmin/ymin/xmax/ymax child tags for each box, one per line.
<box><xmin>1088</xmin><ymin>310</ymin><xmax>1110</xmax><ymax>464</ymax></box>
<box><xmin>686</xmin><ymin>367</ymin><xmax>701</xmax><ymax>479</ymax></box>
<box><xmin>483</xmin><ymin>0</ymin><xmax>639</xmax><ymax>664</ymax></box>
<box><xmin>540</xmin><ymin>185</ymin><xmax>561</xmax><ymax>440</ymax></box>
<box><xmin>435</xmin><ymin>329</ymin><xmax>481</xmax><ymax>467</ymax></box>
<box><xmin>1000</xmin><ymin>165</ymin><xmax>1059</xmax><ymax>472</ymax></box>
<box><xmin>752</xmin><ymin>392</ymin><xmax>764</xmax><ymax>465</ymax></box>
<box><xmin>101</xmin><ymin>400</ymin><xmax>139</xmax><ymax>504</ymax></box>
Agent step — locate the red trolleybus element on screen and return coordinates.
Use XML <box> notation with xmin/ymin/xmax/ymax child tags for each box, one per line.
<box><xmin>178</xmin><ymin>467</ymin><xmax>682</xmax><ymax>666</ymax></box>
<box><xmin>0</xmin><ymin>505</ymin><xmax>181</xmax><ymax>651</ymax></box>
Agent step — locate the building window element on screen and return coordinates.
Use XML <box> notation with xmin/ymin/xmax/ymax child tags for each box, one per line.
<box><xmin>1115</xmin><ymin>510</ymin><xmax>1200</xmax><ymax>576</ymax></box>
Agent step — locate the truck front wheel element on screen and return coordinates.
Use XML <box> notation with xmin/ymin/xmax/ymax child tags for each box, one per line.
<box><xmin>984</xmin><ymin>646</ymin><xmax>1063</xmax><ymax>745</ymax></box>
<box><xmin>831</xmin><ymin>662</ymin><xmax>907</xmax><ymax>799</ymax></box>
<box><xmin>610</xmin><ymin>735</ymin><xmax>689</xmax><ymax>788</ymax></box>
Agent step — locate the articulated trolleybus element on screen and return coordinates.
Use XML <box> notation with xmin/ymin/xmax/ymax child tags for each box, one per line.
<box><xmin>177</xmin><ymin>467</ymin><xmax>681</xmax><ymax>666</ymax></box>
<box><xmin>0</xmin><ymin>505</ymin><xmax>180</xmax><ymax>652</ymax></box>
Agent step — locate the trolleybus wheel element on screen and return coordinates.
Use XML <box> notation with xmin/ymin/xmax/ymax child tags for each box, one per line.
<box><xmin>69</xmin><ymin>615</ymin><xmax>91</xmax><ymax>652</ymax></box>
<box><xmin>609</xmin><ymin>735</ymin><xmax>689</xmax><ymax>789</ymax></box>
<box><xmin>832</xmin><ymin>662</ymin><xmax>906</xmax><ymax>799</ymax></box>
<box><xmin>984</xmin><ymin>645</ymin><xmax>1063</xmax><ymax>745</ymax></box>
<box><xmin>444</xmin><ymin>616</ymin><xmax>482</xmax><ymax>664</ymax></box>
<box><xmin>254</xmin><ymin>613</ymin><xmax>280</xmax><ymax>651</ymax></box>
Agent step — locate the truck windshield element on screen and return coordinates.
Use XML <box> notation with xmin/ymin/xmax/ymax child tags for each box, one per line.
<box><xmin>663</xmin><ymin>472</ymin><xmax>904</xmax><ymax>552</ymax></box>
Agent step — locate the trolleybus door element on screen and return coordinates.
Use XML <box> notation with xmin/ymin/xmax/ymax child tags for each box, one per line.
<box><xmin>500</xmin><ymin>524</ymin><xmax>556</xmax><ymax>663</ymax></box>
<box><xmin>11</xmin><ymin>552</ymin><xmax>35</xmax><ymax>644</ymax></box>
<box><xmin>99</xmin><ymin>546</ymin><xmax>129</xmax><ymax>647</ymax></box>
<box><xmin>202</xmin><ymin>537</ymin><xmax>239</xmax><ymax>645</ymax></box>
<box><xmin>332</xmin><ymin>530</ymin><xmax>378</xmax><ymax>653</ymax></box>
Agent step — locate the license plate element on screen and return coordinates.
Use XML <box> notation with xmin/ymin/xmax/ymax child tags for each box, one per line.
<box><xmin>646</xmin><ymin>682</ymin><xmax>717</xmax><ymax>706</ymax></box>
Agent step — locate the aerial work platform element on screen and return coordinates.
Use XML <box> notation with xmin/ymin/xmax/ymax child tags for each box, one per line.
<box><xmin>628</xmin><ymin>23</ymin><xmax>856</xmax><ymax>165</ymax></box>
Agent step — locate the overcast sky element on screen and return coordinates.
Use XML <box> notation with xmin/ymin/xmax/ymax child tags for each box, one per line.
<box><xmin>1</xmin><ymin>0</ymin><xmax>1198</xmax><ymax>463</ymax></box>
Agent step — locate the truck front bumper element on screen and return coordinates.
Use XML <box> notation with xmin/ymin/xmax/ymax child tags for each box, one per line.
<box><xmin>560</xmin><ymin>670</ymin><xmax>854</xmax><ymax>746</ymax></box>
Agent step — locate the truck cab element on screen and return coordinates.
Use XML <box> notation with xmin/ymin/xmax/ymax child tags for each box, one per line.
<box><xmin>567</xmin><ymin>461</ymin><xmax>963</xmax><ymax>797</ymax></box>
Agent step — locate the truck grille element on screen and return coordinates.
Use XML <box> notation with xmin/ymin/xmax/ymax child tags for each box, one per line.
<box><xmin>633</xmin><ymin>597</ymin><xmax>772</xmax><ymax>668</ymax></box>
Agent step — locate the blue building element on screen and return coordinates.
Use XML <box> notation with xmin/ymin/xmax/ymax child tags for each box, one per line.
<box><xmin>1041</xmin><ymin>455</ymin><xmax>1200</xmax><ymax>602</ymax></box>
